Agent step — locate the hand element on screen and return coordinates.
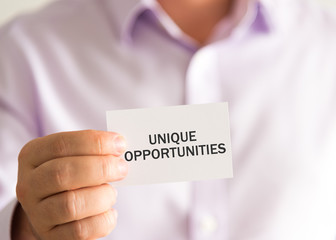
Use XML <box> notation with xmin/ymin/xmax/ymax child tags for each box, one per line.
<box><xmin>14</xmin><ymin>130</ymin><xmax>128</xmax><ymax>240</ymax></box>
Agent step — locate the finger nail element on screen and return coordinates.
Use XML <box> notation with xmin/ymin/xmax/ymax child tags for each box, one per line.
<box><xmin>112</xmin><ymin>187</ymin><xmax>118</xmax><ymax>198</ymax></box>
<box><xmin>113</xmin><ymin>209</ymin><xmax>118</xmax><ymax>219</ymax></box>
<box><xmin>118</xmin><ymin>159</ymin><xmax>129</xmax><ymax>177</ymax></box>
<box><xmin>113</xmin><ymin>135</ymin><xmax>126</xmax><ymax>155</ymax></box>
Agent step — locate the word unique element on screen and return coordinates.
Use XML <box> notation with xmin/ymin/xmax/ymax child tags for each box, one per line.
<box><xmin>124</xmin><ymin>131</ymin><xmax>226</xmax><ymax>161</ymax></box>
<box><xmin>149</xmin><ymin>131</ymin><xmax>197</xmax><ymax>145</ymax></box>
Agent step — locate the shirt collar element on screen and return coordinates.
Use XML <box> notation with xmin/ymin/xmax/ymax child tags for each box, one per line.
<box><xmin>104</xmin><ymin>0</ymin><xmax>275</xmax><ymax>45</ymax></box>
<box><xmin>102</xmin><ymin>0</ymin><xmax>148</xmax><ymax>43</ymax></box>
<box><xmin>210</xmin><ymin>0</ymin><xmax>275</xmax><ymax>43</ymax></box>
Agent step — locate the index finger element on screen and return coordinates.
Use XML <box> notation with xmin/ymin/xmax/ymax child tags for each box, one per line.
<box><xmin>19</xmin><ymin>130</ymin><xmax>126</xmax><ymax>168</ymax></box>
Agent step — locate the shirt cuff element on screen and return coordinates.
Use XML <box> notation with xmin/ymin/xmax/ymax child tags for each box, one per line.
<box><xmin>0</xmin><ymin>198</ymin><xmax>18</xmax><ymax>240</ymax></box>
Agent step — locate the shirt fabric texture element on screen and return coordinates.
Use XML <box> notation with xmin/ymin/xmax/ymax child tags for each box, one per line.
<box><xmin>1</xmin><ymin>0</ymin><xmax>336</xmax><ymax>239</ymax></box>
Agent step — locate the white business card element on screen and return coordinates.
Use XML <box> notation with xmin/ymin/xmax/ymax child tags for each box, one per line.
<box><xmin>106</xmin><ymin>103</ymin><xmax>232</xmax><ymax>186</ymax></box>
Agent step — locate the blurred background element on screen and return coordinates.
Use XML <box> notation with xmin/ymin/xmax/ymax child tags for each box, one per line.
<box><xmin>1</xmin><ymin>0</ymin><xmax>336</xmax><ymax>27</ymax></box>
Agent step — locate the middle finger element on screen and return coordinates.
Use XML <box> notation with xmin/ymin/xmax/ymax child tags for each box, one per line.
<box><xmin>35</xmin><ymin>184</ymin><xmax>117</xmax><ymax>229</ymax></box>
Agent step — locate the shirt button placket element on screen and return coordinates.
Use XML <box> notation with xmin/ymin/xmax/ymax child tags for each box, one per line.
<box><xmin>189</xmin><ymin>180</ymin><xmax>229</xmax><ymax>240</ymax></box>
<box><xmin>200</xmin><ymin>214</ymin><xmax>219</xmax><ymax>235</ymax></box>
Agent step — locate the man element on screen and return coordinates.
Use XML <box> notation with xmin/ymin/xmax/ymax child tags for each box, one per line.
<box><xmin>1</xmin><ymin>0</ymin><xmax>336</xmax><ymax>239</ymax></box>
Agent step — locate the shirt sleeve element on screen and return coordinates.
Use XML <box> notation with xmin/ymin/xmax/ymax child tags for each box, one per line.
<box><xmin>0</xmin><ymin>19</ymin><xmax>41</xmax><ymax>239</ymax></box>
<box><xmin>0</xmin><ymin>199</ymin><xmax>18</xmax><ymax>240</ymax></box>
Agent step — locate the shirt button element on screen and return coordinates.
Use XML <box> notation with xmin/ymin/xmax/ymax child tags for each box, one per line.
<box><xmin>199</xmin><ymin>215</ymin><xmax>218</xmax><ymax>234</ymax></box>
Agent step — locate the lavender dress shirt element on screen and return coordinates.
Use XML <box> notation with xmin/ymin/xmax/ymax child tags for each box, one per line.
<box><xmin>1</xmin><ymin>0</ymin><xmax>336</xmax><ymax>239</ymax></box>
